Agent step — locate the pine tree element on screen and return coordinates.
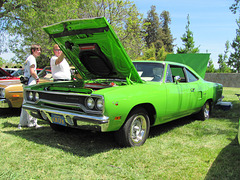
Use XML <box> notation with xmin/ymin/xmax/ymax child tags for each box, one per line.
<box><xmin>228</xmin><ymin>18</ymin><xmax>240</xmax><ymax>72</ymax></box>
<box><xmin>206</xmin><ymin>59</ymin><xmax>215</xmax><ymax>73</ymax></box>
<box><xmin>159</xmin><ymin>10</ymin><xmax>174</xmax><ymax>53</ymax></box>
<box><xmin>144</xmin><ymin>5</ymin><xmax>161</xmax><ymax>49</ymax></box>
<box><xmin>177</xmin><ymin>14</ymin><xmax>199</xmax><ymax>54</ymax></box>
<box><xmin>217</xmin><ymin>41</ymin><xmax>232</xmax><ymax>73</ymax></box>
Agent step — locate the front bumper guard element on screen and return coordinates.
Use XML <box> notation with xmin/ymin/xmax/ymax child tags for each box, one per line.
<box><xmin>22</xmin><ymin>103</ymin><xmax>109</xmax><ymax>131</ymax></box>
<box><xmin>0</xmin><ymin>99</ymin><xmax>11</xmax><ymax>108</ymax></box>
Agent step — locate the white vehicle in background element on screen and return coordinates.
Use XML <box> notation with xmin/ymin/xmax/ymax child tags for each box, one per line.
<box><xmin>3</xmin><ymin>68</ymin><xmax>20</xmax><ymax>75</ymax></box>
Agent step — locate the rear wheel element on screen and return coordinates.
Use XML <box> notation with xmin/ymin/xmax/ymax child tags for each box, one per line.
<box><xmin>114</xmin><ymin>108</ymin><xmax>150</xmax><ymax>147</ymax></box>
<box><xmin>196</xmin><ymin>101</ymin><xmax>211</xmax><ymax>120</ymax></box>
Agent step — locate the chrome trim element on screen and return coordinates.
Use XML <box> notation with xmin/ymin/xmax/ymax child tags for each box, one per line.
<box><xmin>0</xmin><ymin>99</ymin><xmax>10</xmax><ymax>108</ymax></box>
<box><xmin>26</xmin><ymin>89</ymin><xmax>91</xmax><ymax>97</ymax></box>
<box><xmin>9</xmin><ymin>91</ymin><xmax>23</xmax><ymax>93</ymax></box>
<box><xmin>25</xmin><ymin>90</ymin><xmax>104</xmax><ymax>114</ymax></box>
<box><xmin>25</xmin><ymin>99</ymin><xmax>103</xmax><ymax>115</ymax></box>
<box><xmin>22</xmin><ymin>103</ymin><xmax>109</xmax><ymax>131</ymax></box>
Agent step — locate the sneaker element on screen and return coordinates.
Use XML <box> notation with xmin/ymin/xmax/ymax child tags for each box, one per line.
<box><xmin>27</xmin><ymin>124</ymin><xmax>35</xmax><ymax>128</ymax></box>
<box><xmin>35</xmin><ymin>124</ymin><xmax>43</xmax><ymax>129</ymax></box>
<box><xmin>17</xmin><ymin>124</ymin><xmax>22</xmax><ymax>129</ymax></box>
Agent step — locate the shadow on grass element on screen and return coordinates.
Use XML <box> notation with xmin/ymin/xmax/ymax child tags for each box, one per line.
<box><xmin>0</xmin><ymin>108</ymin><xmax>21</xmax><ymax>117</ymax></box>
<box><xmin>149</xmin><ymin>115</ymin><xmax>197</xmax><ymax>138</ymax></box>
<box><xmin>204</xmin><ymin>135</ymin><xmax>240</xmax><ymax>180</ymax></box>
<box><xmin>2</xmin><ymin>104</ymin><xmax>237</xmax><ymax>157</ymax></box>
<box><xmin>3</xmin><ymin>116</ymin><xmax>198</xmax><ymax>157</ymax></box>
<box><xmin>4</xmin><ymin>123</ymin><xmax>119</xmax><ymax>157</ymax></box>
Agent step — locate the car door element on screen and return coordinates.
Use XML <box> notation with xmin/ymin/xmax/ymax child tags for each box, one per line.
<box><xmin>185</xmin><ymin>68</ymin><xmax>204</xmax><ymax>110</ymax></box>
<box><xmin>164</xmin><ymin>65</ymin><xmax>183</xmax><ymax>120</ymax></box>
<box><xmin>164</xmin><ymin>65</ymin><xmax>193</xmax><ymax>119</ymax></box>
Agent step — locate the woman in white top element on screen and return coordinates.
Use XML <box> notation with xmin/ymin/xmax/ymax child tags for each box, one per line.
<box><xmin>50</xmin><ymin>44</ymin><xmax>71</xmax><ymax>81</ymax></box>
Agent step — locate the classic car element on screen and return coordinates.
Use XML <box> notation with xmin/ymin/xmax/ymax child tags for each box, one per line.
<box><xmin>11</xmin><ymin>68</ymin><xmax>47</xmax><ymax>77</ymax></box>
<box><xmin>3</xmin><ymin>68</ymin><xmax>19</xmax><ymax>75</ymax></box>
<box><xmin>0</xmin><ymin>68</ymin><xmax>19</xmax><ymax>80</ymax></box>
<box><xmin>0</xmin><ymin>67</ymin><xmax>52</xmax><ymax>108</ymax></box>
<box><xmin>22</xmin><ymin>17</ymin><xmax>223</xmax><ymax>147</ymax></box>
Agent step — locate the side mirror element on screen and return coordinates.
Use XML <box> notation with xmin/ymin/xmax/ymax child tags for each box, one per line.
<box><xmin>174</xmin><ymin>76</ymin><xmax>181</xmax><ymax>84</ymax></box>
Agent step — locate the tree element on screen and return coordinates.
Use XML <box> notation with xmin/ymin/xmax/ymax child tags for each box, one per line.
<box><xmin>0</xmin><ymin>57</ymin><xmax>7</xmax><ymax>68</ymax></box>
<box><xmin>140</xmin><ymin>44</ymin><xmax>156</xmax><ymax>60</ymax></box>
<box><xmin>177</xmin><ymin>14</ymin><xmax>199</xmax><ymax>54</ymax></box>
<box><xmin>230</xmin><ymin>0</ymin><xmax>240</xmax><ymax>14</ymax></box>
<box><xmin>1</xmin><ymin>0</ymin><xmax>145</xmax><ymax>64</ymax></box>
<box><xmin>217</xmin><ymin>41</ymin><xmax>232</xmax><ymax>73</ymax></box>
<box><xmin>144</xmin><ymin>5</ymin><xmax>161</xmax><ymax>49</ymax></box>
<box><xmin>159</xmin><ymin>10</ymin><xmax>174</xmax><ymax>53</ymax></box>
<box><xmin>228</xmin><ymin>18</ymin><xmax>240</xmax><ymax>73</ymax></box>
<box><xmin>81</xmin><ymin>0</ymin><xmax>145</xmax><ymax>59</ymax></box>
<box><xmin>1</xmin><ymin>0</ymin><xmax>85</xmax><ymax>66</ymax></box>
<box><xmin>206</xmin><ymin>59</ymin><xmax>215</xmax><ymax>73</ymax></box>
<box><xmin>156</xmin><ymin>46</ymin><xmax>168</xmax><ymax>61</ymax></box>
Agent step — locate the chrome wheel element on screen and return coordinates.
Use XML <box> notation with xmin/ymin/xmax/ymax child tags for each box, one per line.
<box><xmin>130</xmin><ymin>115</ymin><xmax>147</xmax><ymax>144</ymax></box>
<box><xmin>196</xmin><ymin>101</ymin><xmax>211</xmax><ymax>120</ymax></box>
<box><xmin>114</xmin><ymin>108</ymin><xmax>150</xmax><ymax>147</ymax></box>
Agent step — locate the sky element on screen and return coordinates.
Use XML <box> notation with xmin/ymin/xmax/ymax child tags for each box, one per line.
<box><xmin>133</xmin><ymin>0</ymin><xmax>239</xmax><ymax>68</ymax></box>
<box><xmin>0</xmin><ymin>0</ymin><xmax>238</xmax><ymax>68</ymax></box>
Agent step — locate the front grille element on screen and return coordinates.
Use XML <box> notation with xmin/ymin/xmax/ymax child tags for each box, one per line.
<box><xmin>43</xmin><ymin>103</ymin><xmax>84</xmax><ymax>113</ymax></box>
<box><xmin>40</xmin><ymin>92</ymin><xmax>85</xmax><ymax>104</ymax></box>
<box><xmin>26</xmin><ymin>90</ymin><xmax>103</xmax><ymax>115</ymax></box>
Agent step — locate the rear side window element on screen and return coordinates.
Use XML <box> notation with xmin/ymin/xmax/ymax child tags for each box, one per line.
<box><xmin>186</xmin><ymin>69</ymin><xmax>198</xmax><ymax>82</ymax></box>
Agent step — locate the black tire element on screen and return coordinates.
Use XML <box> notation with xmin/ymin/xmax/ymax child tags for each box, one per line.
<box><xmin>114</xmin><ymin>108</ymin><xmax>150</xmax><ymax>147</ymax></box>
<box><xmin>49</xmin><ymin>122</ymin><xmax>67</xmax><ymax>132</ymax></box>
<box><xmin>196</xmin><ymin>101</ymin><xmax>211</xmax><ymax>120</ymax></box>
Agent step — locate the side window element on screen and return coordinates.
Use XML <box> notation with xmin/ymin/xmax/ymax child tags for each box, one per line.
<box><xmin>186</xmin><ymin>69</ymin><xmax>198</xmax><ymax>82</ymax></box>
<box><xmin>170</xmin><ymin>65</ymin><xmax>187</xmax><ymax>82</ymax></box>
<box><xmin>166</xmin><ymin>65</ymin><xmax>173</xmax><ymax>83</ymax></box>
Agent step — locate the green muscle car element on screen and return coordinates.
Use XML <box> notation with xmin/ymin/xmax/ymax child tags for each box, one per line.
<box><xmin>22</xmin><ymin>17</ymin><xmax>223</xmax><ymax>147</ymax></box>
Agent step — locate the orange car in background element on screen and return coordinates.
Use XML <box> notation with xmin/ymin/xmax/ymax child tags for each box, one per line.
<box><xmin>0</xmin><ymin>67</ymin><xmax>52</xmax><ymax>108</ymax></box>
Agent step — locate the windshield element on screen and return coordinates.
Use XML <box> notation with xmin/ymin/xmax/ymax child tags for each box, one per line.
<box><xmin>133</xmin><ymin>62</ymin><xmax>164</xmax><ymax>82</ymax></box>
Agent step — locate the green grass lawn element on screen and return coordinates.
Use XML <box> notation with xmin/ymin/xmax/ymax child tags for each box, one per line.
<box><xmin>0</xmin><ymin>87</ymin><xmax>239</xmax><ymax>179</ymax></box>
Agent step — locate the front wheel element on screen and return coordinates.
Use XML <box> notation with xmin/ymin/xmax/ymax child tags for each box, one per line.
<box><xmin>114</xmin><ymin>108</ymin><xmax>150</xmax><ymax>147</ymax></box>
<box><xmin>196</xmin><ymin>101</ymin><xmax>211</xmax><ymax>120</ymax></box>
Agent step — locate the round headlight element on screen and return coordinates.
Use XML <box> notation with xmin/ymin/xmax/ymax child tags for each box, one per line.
<box><xmin>35</xmin><ymin>92</ymin><xmax>39</xmax><ymax>101</ymax></box>
<box><xmin>96</xmin><ymin>98</ymin><xmax>103</xmax><ymax>110</ymax></box>
<box><xmin>29</xmin><ymin>92</ymin><xmax>33</xmax><ymax>101</ymax></box>
<box><xmin>86</xmin><ymin>97</ymin><xmax>95</xmax><ymax>109</ymax></box>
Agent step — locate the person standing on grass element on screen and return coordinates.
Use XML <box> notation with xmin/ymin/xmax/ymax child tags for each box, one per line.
<box><xmin>18</xmin><ymin>44</ymin><xmax>42</xmax><ymax>129</ymax></box>
<box><xmin>50</xmin><ymin>44</ymin><xmax>71</xmax><ymax>82</ymax></box>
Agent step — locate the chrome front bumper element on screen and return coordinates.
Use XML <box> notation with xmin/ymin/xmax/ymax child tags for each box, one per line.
<box><xmin>22</xmin><ymin>103</ymin><xmax>109</xmax><ymax>132</ymax></box>
<box><xmin>0</xmin><ymin>99</ymin><xmax>10</xmax><ymax>108</ymax></box>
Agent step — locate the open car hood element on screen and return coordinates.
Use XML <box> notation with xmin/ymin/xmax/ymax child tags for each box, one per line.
<box><xmin>43</xmin><ymin>17</ymin><xmax>142</xmax><ymax>83</ymax></box>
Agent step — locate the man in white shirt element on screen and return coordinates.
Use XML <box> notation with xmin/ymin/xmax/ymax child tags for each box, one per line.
<box><xmin>50</xmin><ymin>44</ymin><xmax>71</xmax><ymax>81</ymax></box>
<box><xmin>18</xmin><ymin>44</ymin><xmax>41</xmax><ymax>129</ymax></box>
